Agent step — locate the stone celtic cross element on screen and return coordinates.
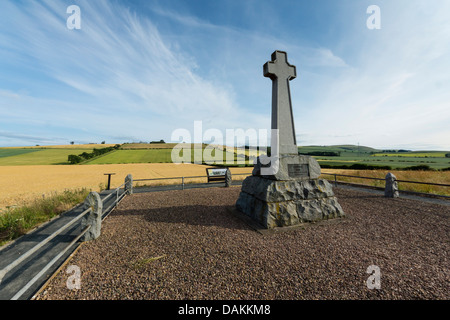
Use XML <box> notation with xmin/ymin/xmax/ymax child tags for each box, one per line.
<box><xmin>263</xmin><ymin>50</ymin><xmax>298</xmax><ymax>155</ymax></box>
<box><xmin>236</xmin><ymin>50</ymin><xmax>344</xmax><ymax>229</ymax></box>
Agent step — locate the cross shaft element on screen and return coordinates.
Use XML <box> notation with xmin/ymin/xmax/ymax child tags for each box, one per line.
<box><xmin>263</xmin><ymin>50</ymin><xmax>298</xmax><ymax>155</ymax></box>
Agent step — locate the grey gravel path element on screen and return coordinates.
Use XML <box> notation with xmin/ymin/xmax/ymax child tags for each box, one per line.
<box><xmin>36</xmin><ymin>186</ymin><xmax>449</xmax><ymax>300</ymax></box>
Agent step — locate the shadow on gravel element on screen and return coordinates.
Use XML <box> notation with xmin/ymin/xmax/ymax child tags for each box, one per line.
<box><xmin>112</xmin><ymin>205</ymin><xmax>250</xmax><ymax>231</ymax></box>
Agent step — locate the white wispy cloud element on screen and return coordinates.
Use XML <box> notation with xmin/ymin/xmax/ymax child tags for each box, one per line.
<box><xmin>0</xmin><ymin>0</ymin><xmax>448</xmax><ymax>150</ymax></box>
<box><xmin>0</xmin><ymin>0</ymin><xmax>252</xmax><ymax>145</ymax></box>
<box><xmin>294</xmin><ymin>1</ymin><xmax>450</xmax><ymax>149</ymax></box>
<box><xmin>1</xmin><ymin>0</ymin><xmax>349</xmax><ymax>147</ymax></box>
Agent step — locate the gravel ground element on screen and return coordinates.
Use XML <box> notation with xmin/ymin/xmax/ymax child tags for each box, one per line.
<box><xmin>36</xmin><ymin>186</ymin><xmax>449</xmax><ymax>300</ymax></box>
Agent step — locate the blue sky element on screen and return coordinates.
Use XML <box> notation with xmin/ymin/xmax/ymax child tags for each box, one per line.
<box><xmin>0</xmin><ymin>0</ymin><xmax>449</xmax><ymax>150</ymax></box>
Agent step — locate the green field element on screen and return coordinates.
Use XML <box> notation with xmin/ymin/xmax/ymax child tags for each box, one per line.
<box><xmin>85</xmin><ymin>148</ymin><xmax>239</xmax><ymax>165</ymax></box>
<box><xmin>373</xmin><ymin>152</ymin><xmax>447</xmax><ymax>158</ymax></box>
<box><xmin>317</xmin><ymin>159</ymin><xmax>450</xmax><ymax>169</ymax></box>
<box><xmin>298</xmin><ymin>145</ymin><xmax>380</xmax><ymax>155</ymax></box>
<box><xmin>0</xmin><ymin>149</ymin><xmax>40</xmax><ymax>159</ymax></box>
<box><xmin>298</xmin><ymin>145</ymin><xmax>450</xmax><ymax>170</ymax></box>
<box><xmin>86</xmin><ymin>150</ymin><xmax>173</xmax><ymax>164</ymax></box>
<box><xmin>0</xmin><ymin>144</ymin><xmax>448</xmax><ymax>170</ymax></box>
<box><xmin>120</xmin><ymin>143</ymin><xmax>180</xmax><ymax>149</ymax></box>
<box><xmin>315</xmin><ymin>154</ymin><xmax>450</xmax><ymax>170</ymax></box>
<box><xmin>0</xmin><ymin>148</ymin><xmax>93</xmax><ymax>166</ymax></box>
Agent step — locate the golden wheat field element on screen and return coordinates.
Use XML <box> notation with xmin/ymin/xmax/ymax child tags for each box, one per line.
<box><xmin>321</xmin><ymin>168</ymin><xmax>450</xmax><ymax>195</ymax></box>
<box><xmin>1</xmin><ymin>164</ymin><xmax>448</xmax><ymax>211</ymax></box>
<box><xmin>0</xmin><ymin>164</ymin><xmax>253</xmax><ymax>210</ymax></box>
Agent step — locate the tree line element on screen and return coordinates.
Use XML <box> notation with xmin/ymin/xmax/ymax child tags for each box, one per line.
<box><xmin>68</xmin><ymin>145</ymin><xmax>120</xmax><ymax>164</ymax></box>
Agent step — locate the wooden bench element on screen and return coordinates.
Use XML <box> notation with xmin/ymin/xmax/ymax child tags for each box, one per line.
<box><xmin>206</xmin><ymin>168</ymin><xmax>229</xmax><ymax>183</ymax></box>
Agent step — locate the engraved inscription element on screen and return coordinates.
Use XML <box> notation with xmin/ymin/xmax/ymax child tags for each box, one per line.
<box><xmin>288</xmin><ymin>164</ymin><xmax>309</xmax><ymax>178</ymax></box>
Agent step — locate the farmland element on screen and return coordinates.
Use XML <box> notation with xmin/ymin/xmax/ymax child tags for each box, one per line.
<box><xmin>0</xmin><ymin>143</ymin><xmax>449</xmax><ymax>211</ymax></box>
<box><xmin>0</xmin><ymin>163</ymin><xmax>253</xmax><ymax>210</ymax></box>
<box><xmin>120</xmin><ymin>143</ymin><xmax>180</xmax><ymax>149</ymax></box>
<box><xmin>0</xmin><ymin>149</ymin><xmax>40</xmax><ymax>158</ymax></box>
<box><xmin>85</xmin><ymin>147</ymin><xmax>238</xmax><ymax>165</ymax></box>
<box><xmin>373</xmin><ymin>151</ymin><xmax>448</xmax><ymax>157</ymax></box>
<box><xmin>298</xmin><ymin>145</ymin><xmax>450</xmax><ymax>170</ymax></box>
<box><xmin>0</xmin><ymin>148</ymin><xmax>94</xmax><ymax>166</ymax></box>
<box><xmin>0</xmin><ymin>144</ymin><xmax>117</xmax><ymax>149</ymax></box>
<box><xmin>321</xmin><ymin>168</ymin><xmax>450</xmax><ymax>196</ymax></box>
<box><xmin>0</xmin><ymin>143</ymin><xmax>448</xmax><ymax>169</ymax></box>
<box><xmin>86</xmin><ymin>149</ymin><xmax>173</xmax><ymax>164</ymax></box>
<box><xmin>316</xmin><ymin>156</ymin><xmax>450</xmax><ymax>170</ymax></box>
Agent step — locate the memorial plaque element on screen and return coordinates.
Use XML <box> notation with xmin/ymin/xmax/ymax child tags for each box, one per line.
<box><xmin>288</xmin><ymin>164</ymin><xmax>309</xmax><ymax>178</ymax></box>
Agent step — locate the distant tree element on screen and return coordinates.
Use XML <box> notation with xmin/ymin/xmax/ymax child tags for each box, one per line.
<box><xmin>68</xmin><ymin>154</ymin><xmax>82</xmax><ymax>164</ymax></box>
<box><xmin>150</xmin><ymin>139</ymin><xmax>166</xmax><ymax>144</ymax></box>
<box><xmin>71</xmin><ymin>146</ymin><xmax>116</xmax><ymax>164</ymax></box>
<box><xmin>302</xmin><ymin>151</ymin><xmax>340</xmax><ymax>157</ymax></box>
<box><xmin>70</xmin><ymin>141</ymin><xmax>74</xmax><ymax>145</ymax></box>
<box><xmin>403</xmin><ymin>165</ymin><xmax>433</xmax><ymax>171</ymax></box>
<box><xmin>445</xmin><ymin>153</ymin><xmax>450</xmax><ymax>158</ymax></box>
<box><xmin>79</xmin><ymin>152</ymin><xmax>91</xmax><ymax>160</ymax></box>
<box><xmin>101</xmin><ymin>141</ymin><xmax>106</xmax><ymax>144</ymax></box>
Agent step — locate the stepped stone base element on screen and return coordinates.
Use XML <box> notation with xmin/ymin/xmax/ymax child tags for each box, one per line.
<box><xmin>236</xmin><ymin>176</ymin><xmax>345</xmax><ymax>229</ymax></box>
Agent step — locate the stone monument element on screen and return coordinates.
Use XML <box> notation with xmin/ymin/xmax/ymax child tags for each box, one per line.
<box><xmin>384</xmin><ymin>172</ymin><xmax>399</xmax><ymax>198</ymax></box>
<box><xmin>225</xmin><ymin>168</ymin><xmax>232</xmax><ymax>187</ymax></box>
<box><xmin>81</xmin><ymin>191</ymin><xmax>103</xmax><ymax>241</ymax></box>
<box><xmin>236</xmin><ymin>50</ymin><xmax>345</xmax><ymax>229</ymax></box>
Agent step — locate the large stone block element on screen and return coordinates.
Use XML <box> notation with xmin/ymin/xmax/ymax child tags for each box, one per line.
<box><xmin>236</xmin><ymin>176</ymin><xmax>344</xmax><ymax>229</ymax></box>
<box><xmin>240</xmin><ymin>175</ymin><xmax>335</xmax><ymax>202</ymax></box>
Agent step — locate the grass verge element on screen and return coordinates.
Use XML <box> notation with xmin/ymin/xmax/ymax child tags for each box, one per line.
<box><xmin>0</xmin><ymin>188</ymin><xmax>90</xmax><ymax>247</ymax></box>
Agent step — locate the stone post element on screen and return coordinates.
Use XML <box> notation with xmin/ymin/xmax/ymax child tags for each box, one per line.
<box><xmin>81</xmin><ymin>192</ymin><xmax>103</xmax><ymax>241</ymax></box>
<box><xmin>385</xmin><ymin>172</ymin><xmax>399</xmax><ymax>198</ymax></box>
<box><xmin>125</xmin><ymin>174</ymin><xmax>133</xmax><ymax>195</ymax></box>
<box><xmin>225</xmin><ymin>168</ymin><xmax>232</xmax><ymax>187</ymax></box>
